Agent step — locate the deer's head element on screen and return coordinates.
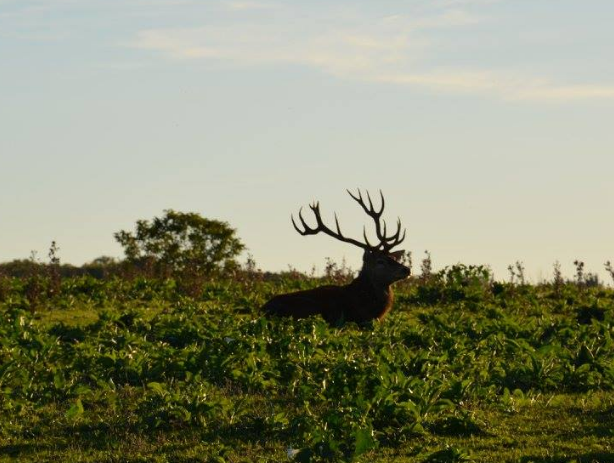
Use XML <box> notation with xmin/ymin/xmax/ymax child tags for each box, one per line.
<box><xmin>292</xmin><ymin>189</ymin><xmax>411</xmax><ymax>285</ymax></box>
<box><xmin>361</xmin><ymin>248</ymin><xmax>410</xmax><ymax>286</ymax></box>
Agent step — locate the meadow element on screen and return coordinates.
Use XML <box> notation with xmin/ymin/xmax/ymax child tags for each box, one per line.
<box><xmin>0</xmin><ymin>265</ymin><xmax>613</xmax><ymax>462</ymax></box>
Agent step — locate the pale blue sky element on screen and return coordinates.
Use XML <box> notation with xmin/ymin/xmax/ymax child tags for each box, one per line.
<box><xmin>1</xmin><ymin>0</ymin><xmax>613</xmax><ymax>281</ymax></box>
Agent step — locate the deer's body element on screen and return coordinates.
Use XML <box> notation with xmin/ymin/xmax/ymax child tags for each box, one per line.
<box><xmin>263</xmin><ymin>270</ymin><xmax>396</xmax><ymax>324</ymax></box>
<box><xmin>262</xmin><ymin>189</ymin><xmax>410</xmax><ymax>324</ymax></box>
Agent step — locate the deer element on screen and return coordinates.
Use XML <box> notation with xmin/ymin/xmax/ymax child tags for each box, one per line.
<box><xmin>262</xmin><ymin>189</ymin><xmax>410</xmax><ymax>324</ymax></box>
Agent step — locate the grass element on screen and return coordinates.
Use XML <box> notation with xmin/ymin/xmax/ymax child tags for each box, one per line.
<box><xmin>2</xmin><ymin>392</ymin><xmax>612</xmax><ymax>462</ymax></box>
<box><xmin>1</xmin><ymin>272</ymin><xmax>613</xmax><ymax>462</ymax></box>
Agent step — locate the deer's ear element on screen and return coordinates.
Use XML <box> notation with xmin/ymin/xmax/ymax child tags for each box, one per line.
<box><xmin>389</xmin><ymin>250</ymin><xmax>405</xmax><ymax>261</ymax></box>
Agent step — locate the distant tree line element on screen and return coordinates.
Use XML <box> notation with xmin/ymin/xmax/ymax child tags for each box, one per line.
<box><xmin>1</xmin><ymin>209</ymin><xmax>613</xmax><ymax>290</ymax></box>
<box><xmin>0</xmin><ymin>210</ymin><xmax>245</xmax><ymax>281</ymax></box>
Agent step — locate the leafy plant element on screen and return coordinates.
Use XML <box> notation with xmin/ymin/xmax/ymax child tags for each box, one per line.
<box><xmin>114</xmin><ymin>209</ymin><xmax>244</xmax><ymax>278</ymax></box>
<box><xmin>1</xmin><ymin>267</ymin><xmax>613</xmax><ymax>461</ymax></box>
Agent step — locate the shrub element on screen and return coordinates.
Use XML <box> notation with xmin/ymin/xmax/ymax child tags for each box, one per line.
<box><xmin>114</xmin><ymin>209</ymin><xmax>245</xmax><ymax>278</ymax></box>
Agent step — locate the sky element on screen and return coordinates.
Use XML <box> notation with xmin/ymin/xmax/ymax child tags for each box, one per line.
<box><xmin>1</xmin><ymin>0</ymin><xmax>613</xmax><ymax>282</ymax></box>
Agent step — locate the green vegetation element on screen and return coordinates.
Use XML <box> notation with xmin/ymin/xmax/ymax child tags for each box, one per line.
<box><xmin>114</xmin><ymin>209</ymin><xmax>245</xmax><ymax>278</ymax></box>
<box><xmin>1</xmin><ymin>265</ymin><xmax>613</xmax><ymax>462</ymax></box>
<box><xmin>1</xmin><ymin>212</ymin><xmax>613</xmax><ymax>461</ymax></box>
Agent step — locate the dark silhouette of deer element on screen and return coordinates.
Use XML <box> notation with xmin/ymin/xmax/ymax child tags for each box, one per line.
<box><xmin>262</xmin><ymin>189</ymin><xmax>410</xmax><ymax>324</ymax></box>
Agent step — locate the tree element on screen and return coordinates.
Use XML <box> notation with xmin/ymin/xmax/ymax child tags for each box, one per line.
<box><xmin>114</xmin><ymin>210</ymin><xmax>244</xmax><ymax>277</ymax></box>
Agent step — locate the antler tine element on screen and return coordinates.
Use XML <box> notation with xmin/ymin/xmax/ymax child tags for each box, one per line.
<box><xmin>347</xmin><ymin>188</ymin><xmax>392</xmax><ymax>250</ymax></box>
<box><xmin>362</xmin><ymin>226</ymin><xmax>373</xmax><ymax>248</ymax></box>
<box><xmin>346</xmin><ymin>188</ymin><xmax>360</xmax><ymax>205</ymax></box>
<box><xmin>291</xmin><ymin>214</ymin><xmax>300</xmax><ymax>234</ymax></box>
<box><xmin>334</xmin><ymin>213</ymin><xmax>344</xmax><ymax>237</ymax></box>
<box><xmin>381</xmin><ymin>219</ymin><xmax>407</xmax><ymax>252</ymax></box>
<box><xmin>382</xmin><ymin>218</ymin><xmax>402</xmax><ymax>242</ymax></box>
<box><xmin>309</xmin><ymin>201</ymin><xmax>322</xmax><ymax>225</ymax></box>
<box><xmin>292</xmin><ymin>207</ymin><xmax>315</xmax><ymax>235</ymax></box>
<box><xmin>347</xmin><ymin>188</ymin><xmax>384</xmax><ymax>218</ymax></box>
<box><xmin>347</xmin><ymin>188</ymin><xmax>365</xmax><ymax>212</ymax></box>
<box><xmin>366</xmin><ymin>190</ymin><xmax>374</xmax><ymax>213</ymax></box>
<box><xmin>366</xmin><ymin>189</ymin><xmax>385</xmax><ymax>216</ymax></box>
<box><xmin>291</xmin><ymin>198</ymin><xmax>372</xmax><ymax>250</ymax></box>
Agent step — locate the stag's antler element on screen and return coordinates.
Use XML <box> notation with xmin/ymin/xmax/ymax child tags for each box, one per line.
<box><xmin>292</xmin><ymin>202</ymin><xmax>371</xmax><ymax>250</ymax></box>
<box><xmin>291</xmin><ymin>190</ymin><xmax>406</xmax><ymax>253</ymax></box>
<box><xmin>346</xmin><ymin>189</ymin><xmax>406</xmax><ymax>252</ymax></box>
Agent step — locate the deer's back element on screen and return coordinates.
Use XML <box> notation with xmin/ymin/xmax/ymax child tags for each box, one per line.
<box><xmin>262</xmin><ymin>283</ymin><xmax>393</xmax><ymax>324</ymax></box>
<box><xmin>262</xmin><ymin>285</ymin><xmax>347</xmax><ymax>323</ymax></box>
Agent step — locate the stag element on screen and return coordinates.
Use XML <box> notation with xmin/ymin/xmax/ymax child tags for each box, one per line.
<box><xmin>262</xmin><ymin>190</ymin><xmax>410</xmax><ymax>324</ymax></box>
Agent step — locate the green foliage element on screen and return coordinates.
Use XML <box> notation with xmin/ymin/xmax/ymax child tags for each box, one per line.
<box><xmin>0</xmin><ymin>259</ymin><xmax>43</xmax><ymax>278</ymax></box>
<box><xmin>423</xmin><ymin>446</ymin><xmax>473</xmax><ymax>463</ymax></box>
<box><xmin>114</xmin><ymin>209</ymin><xmax>245</xmax><ymax>277</ymax></box>
<box><xmin>413</xmin><ymin>264</ymin><xmax>492</xmax><ymax>305</ymax></box>
<box><xmin>0</xmin><ymin>275</ymin><xmax>613</xmax><ymax>461</ymax></box>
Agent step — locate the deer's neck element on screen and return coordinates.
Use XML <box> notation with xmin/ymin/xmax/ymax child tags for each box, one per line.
<box><xmin>348</xmin><ymin>270</ymin><xmax>393</xmax><ymax>320</ymax></box>
<box><xmin>355</xmin><ymin>265</ymin><xmax>385</xmax><ymax>287</ymax></box>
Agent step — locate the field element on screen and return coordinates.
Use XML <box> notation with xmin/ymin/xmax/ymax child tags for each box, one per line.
<box><xmin>1</xmin><ymin>268</ymin><xmax>613</xmax><ymax>462</ymax></box>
